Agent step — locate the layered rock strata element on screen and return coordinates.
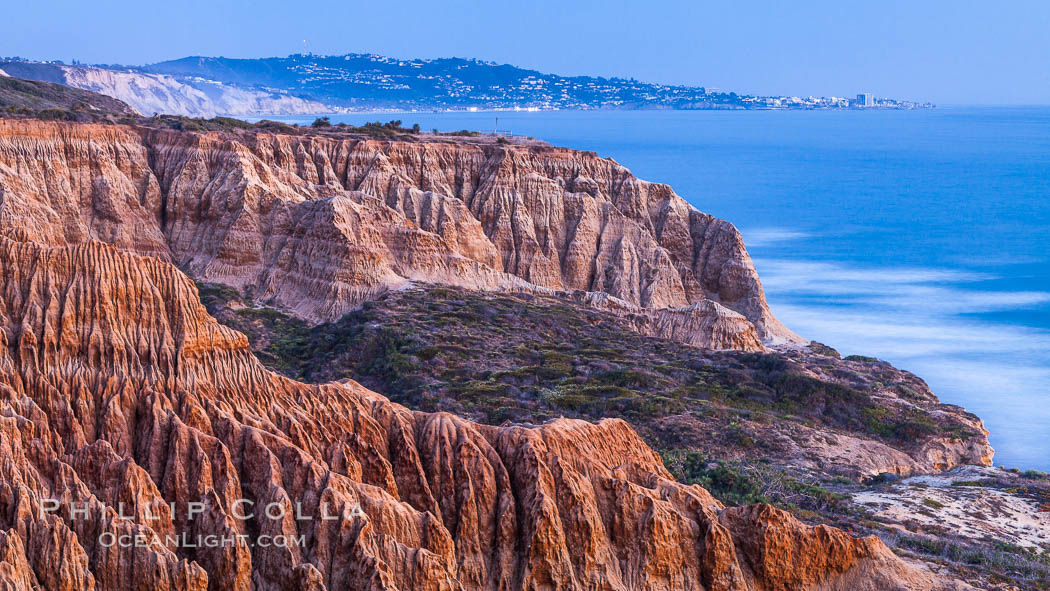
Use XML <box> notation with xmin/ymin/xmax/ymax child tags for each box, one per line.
<box><xmin>0</xmin><ymin>120</ymin><xmax>801</xmax><ymax>351</ymax></box>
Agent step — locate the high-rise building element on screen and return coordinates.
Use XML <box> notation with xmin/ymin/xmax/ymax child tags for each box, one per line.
<box><xmin>856</xmin><ymin>93</ymin><xmax>875</xmax><ymax>107</ymax></box>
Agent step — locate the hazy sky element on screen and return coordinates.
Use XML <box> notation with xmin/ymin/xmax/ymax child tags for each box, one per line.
<box><xmin>5</xmin><ymin>0</ymin><xmax>1048</xmax><ymax>104</ymax></box>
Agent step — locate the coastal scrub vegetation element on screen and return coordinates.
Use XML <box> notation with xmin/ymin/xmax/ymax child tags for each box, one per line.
<box><xmin>889</xmin><ymin>534</ymin><xmax>1050</xmax><ymax>589</ymax></box>
<box><xmin>0</xmin><ymin>75</ymin><xmax>136</xmax><ymax>121</ymax></box>
<box><xmin>194</xmin><ymin>282</ymin><xmax>1035</xmax><ymax>589</ymax></box>
<box><xmin>660</xmin><ymin>449</ymin><xmax>848</xmax><ymax>512</ymax></box>
<box><xmin>1</xmin><ymin>79</ymin><xmax>515</xmax><ymax>144</ymax></box>
<box><xmin>195</xmin><ymin>283</ymin><xmax>980</xmax><ymax>469</ymax></box>
<box><xmin>191</xmin><ymin>270</ymin><xmax>1027</xmax><ymax>590</ymax></box>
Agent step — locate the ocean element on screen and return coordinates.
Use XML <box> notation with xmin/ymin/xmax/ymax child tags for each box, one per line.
<box><xmin>285</xmin><ymin>108</ymin><xmax>1050</xmax><ymax>471</ymax></box>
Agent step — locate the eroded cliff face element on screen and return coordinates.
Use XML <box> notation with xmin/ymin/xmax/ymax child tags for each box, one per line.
<box><xmin>0</xmin><ymin>119</ymin><xmax>800</xmax><ymax>351</ymax></box>
<box><xmin>0</xmin><ymin>233</ymin><xmax>961</xmax><ymax>590</ymax></box>
<box><xmin>0</xmin><ymin>61</ymin><xmax>331</xmax><ymax>117</ymax></box>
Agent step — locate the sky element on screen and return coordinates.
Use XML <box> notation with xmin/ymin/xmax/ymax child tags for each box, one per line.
<box><xmin>4</xmin><ymin>0</ymin><xmax>1049</xmax><ymax>104</ymax></box>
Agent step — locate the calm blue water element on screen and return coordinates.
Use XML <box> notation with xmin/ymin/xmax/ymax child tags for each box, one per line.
<box><xmin>285</xmin><ymin>109</ymin><xmax>1050</xmax><ymax>471</ymax></box>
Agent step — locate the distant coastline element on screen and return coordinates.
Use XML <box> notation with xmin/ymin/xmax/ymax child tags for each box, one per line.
<box><xmin>0</xmin><ymin>54</ymin><xmax>933</xmax><ymax>118</ymax></box>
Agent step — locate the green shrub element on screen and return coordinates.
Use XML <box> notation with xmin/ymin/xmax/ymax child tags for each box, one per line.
<box><xmin>921</xmin><ymin>498</ymin><xmax>945</xmax><ymax>510</ymax></box>
<box><xmin>37</xmin><ymin>108</ymin><xmax>70</xmax><ymax>121</ymax></box>
<box><xmin>210</xmin><ymin>116</ymin><xmax>253</xmax><ymax>129</ymax></box>
<box><xmin>254</xmin><ymin>120</ymin><xmax>300</xmax><ymax>134</ymax></box>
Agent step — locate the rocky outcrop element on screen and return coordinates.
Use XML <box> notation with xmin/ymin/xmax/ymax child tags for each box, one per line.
<box><xmin>726</xmin><ymin>419</ymin><xmax>992</xmax><ymax>479</ymax></box>
<box><xmin>651</xmin><ymin>348</ymin><xmax>994</xmax><ymax>479</ymax></box>
<box><xmin>0</xmin><ymin>121</ymin><xmax>169</xmax><ymax>259</ymax></box>
<box><xmin>0</xmin><ymin>61</ymin><xmax>330</xmax><ymax>117</ymax></box>
<box><xmin>0</xmin><ymin>119</ymin><xmax>801</xmax><ymax>351</ymax></box>
<box><xmin>853</xmin><ymin>465</ymin><xmax>1050</xmax><ymax>549</ymax></box>
<box><xmin>563</xmin><ymin>291</ymin><xmax>765</xmax><ymax>351</ymax></box>
<box><xmin>0</xmin><ymin>232</ymin><xmax>961</xmax><ymax>590</ymax></box>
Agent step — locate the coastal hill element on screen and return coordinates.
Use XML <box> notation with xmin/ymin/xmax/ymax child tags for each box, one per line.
<box><xmin>0</xmin><ymin>113</ymin><xmax>1042</xmax><ymax>589</ymax></box>
<box><xmin>0</xmin><ymin>54</ymin><xmax>932</xmax><ymax>117</ymax></box>
<box><xmin>0</xmin><ymin>116</ymin><xmax>798</xmax><ymax>349</ymax></box>
<box><xmin>0</xmin><ymin>74</ymin><xmax>137</xmax><ymax>118</ymax></box>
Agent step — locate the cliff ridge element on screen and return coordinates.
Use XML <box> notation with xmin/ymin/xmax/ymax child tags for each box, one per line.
<box><xmin>0</xmin><ymin>119</ymin><xmax>800</xmax><ymax>351</ymax></box>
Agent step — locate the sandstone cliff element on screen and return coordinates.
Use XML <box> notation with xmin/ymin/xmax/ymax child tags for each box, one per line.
<box><xmin>0</xmin><ymin>119</ymin><xmax>800</xmax><ymax>351</ymax></box>
<box><xmin>0</xmin><ymin>233</ymin><xmax>961</xmax><ymax>590</ymax></box>
<box><xmin>0</xmin><ymin>62</ymin><xmax>330</xmax><ymax>117</ymax></box>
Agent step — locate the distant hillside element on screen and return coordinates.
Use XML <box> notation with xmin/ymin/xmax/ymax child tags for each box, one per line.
<box><xmin>141</xmin><ymin>53</ymin><xmax>737</xmax><ymax>111</ymax></box>
<box><xmin>0</xmin><ymin>54</ymin><xmax>932</xmax><ymax>117</ymax></box>
<box><xmin>142</xmin><ymin>54</ymin><xmax>930</xmax><ymax>111</ymax></box>
<box><xmin>0</xmin><ymin>73</ymin><xmax>137</xmax><ymax>117</ymax></box>
<box><xmin>0</xmin><ymin>60</ymin><xmax>328</xmax><ymax>117</ymax></box>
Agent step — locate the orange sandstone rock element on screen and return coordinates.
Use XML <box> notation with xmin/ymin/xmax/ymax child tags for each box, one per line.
<box><xmin>0</xmin><ymin>232</ymin><xmax>961</xmax><ymax>590</ymax></box>
<box><xmin>0</xmin><ymin>120</ymin><xmax>802</xmax><ymax>351</ymax></box>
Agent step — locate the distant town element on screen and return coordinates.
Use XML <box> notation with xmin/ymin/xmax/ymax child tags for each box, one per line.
<box><xmin>0</xmin><ymin>54</ymin><xmax>933</xmax><ymax>117</ymax></box>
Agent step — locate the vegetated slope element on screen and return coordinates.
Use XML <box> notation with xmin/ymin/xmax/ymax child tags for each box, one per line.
<box><xmin>197</xmin><ymin>283</ymin><xmax>992</xmax><ymax>481</ymax></box>
<box><xmin>0</xmin><ymin>118</ymin><xmax>799</xmax><ymax>351</ymax></box>
<box><xmin>0</xmin><ymin>232</ymin><xmax>962</xmax><ymax>590</ymax></box>
<box><xmin>200</xmin><ymin>285</ymin><xmax>1050</xmax><ymax>590</ymax></box>
<box><xmin>0</xmin><ymin>75</ymin><xmax>137</xmax><ymax>117</ymax></box>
